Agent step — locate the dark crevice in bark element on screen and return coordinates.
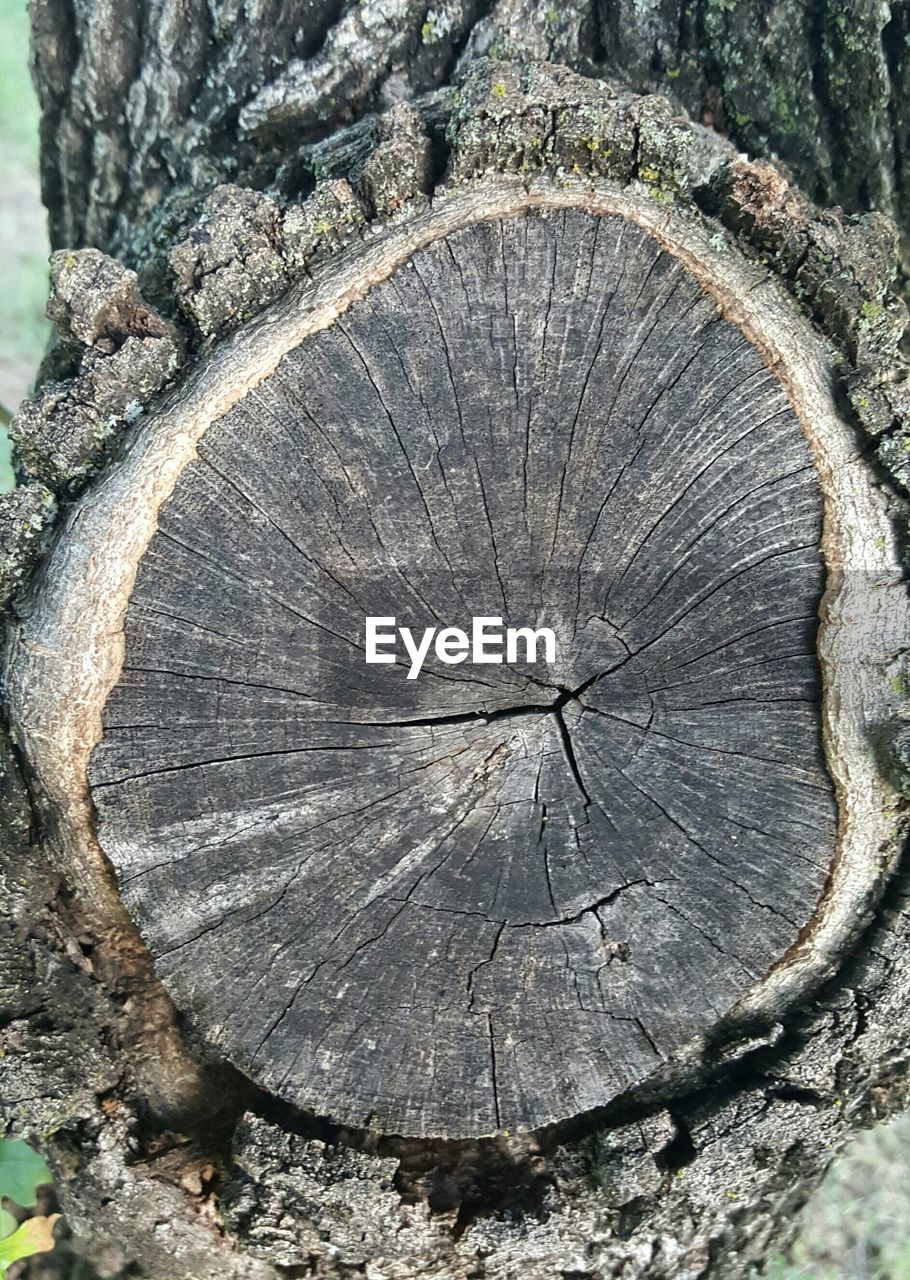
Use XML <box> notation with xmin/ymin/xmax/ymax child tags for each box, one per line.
<box><xmin>425</xmin><ymin>120</ymin><xmax>453</xmax><ymax>190</ymax></box>
<box><xmin>765</xmin><ymin>1083</ymin><xmax>827</xmax><ymax>1107</ymax></box>
<box><xmin>300</xmin><ymin>0</ymin><xmax>349</xmax><ymax>62</ymax></box>
<box><xmin>807</xmin><ymin>0</ymin><xmax>835</xmax><ymax>205</ymax></box>
<box><xmin>882</xmin><ymin>5</ymin><xmax>908</xmax><ymax>233</ymax></box>
<box><xmin>588</xmin><ymin>0</ymin><xmax>607</xmax><ymax>67</ymax></box>
<box><xmin>653</xmin><ymin>1112</ymin><xmax>696</xmax><ymax>1173</ymax></box>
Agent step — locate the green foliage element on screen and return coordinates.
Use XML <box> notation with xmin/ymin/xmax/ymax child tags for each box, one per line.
<box><xmin>0</xmin><ymin>425</ymin><xmax>15</xmax><ymax>495</ymax></box>
<box><xmin>0</xmin><ymin>1139</ymin><xmax>51</xmax><ymax>1207</ymax></box>
<box><xmin>0</xmin><ymin>1139</ymin><xmax>57</xmax><ymax>1273</ymax></box>
<box><xmin>0</xmin><ymin>1215</ymin><xmax>60</xmax><ymax>1272</ymax></box>
<box><xmin>769</xmin><ymin>1113</ymin><xmax>910</xmax><ymax>1279</ymax></box>
<box><xmin>0</xmin><ymin>0</ymin><xmax>39</xmax><ymax>152</ymax></box>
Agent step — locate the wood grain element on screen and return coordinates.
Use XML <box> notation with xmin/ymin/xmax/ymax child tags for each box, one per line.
<box><xmin>86</xmin><ymin>209</ymin><xmax>836</xmax><ymax>1135</ymax></box>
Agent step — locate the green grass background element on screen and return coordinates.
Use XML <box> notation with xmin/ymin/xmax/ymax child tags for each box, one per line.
<box><xmin>2</xmin><ymin>0</ymin><xmax>910</xmax><ymax>1273</ymax></box>
<box><xmin>0</xmin><ymin>0</ymin><xmax>48</xmax><ymax>489</ymax></box>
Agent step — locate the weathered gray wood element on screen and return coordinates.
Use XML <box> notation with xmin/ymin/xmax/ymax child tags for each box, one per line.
<box><xmin>85</xmin><ymin>208</ymin><xmax>836</xmax><ymax>1136</ymax></box>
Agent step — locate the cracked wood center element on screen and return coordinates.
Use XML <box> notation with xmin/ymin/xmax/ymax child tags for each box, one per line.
<box><xmin>84</xmin><ymin>207</ymin><xmax>839</xmax><ymax>1135</ymax></box>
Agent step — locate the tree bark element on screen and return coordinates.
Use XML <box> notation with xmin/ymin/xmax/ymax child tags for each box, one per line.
<box><xmin>28</xmin><ymin>0</ymin><xmax>910</xmax><ymax>260</ymax></box>
<box><xmin>3</xmin><ymin>5</ymin><xmax>910</xmax><ymax>1279</ymax></box>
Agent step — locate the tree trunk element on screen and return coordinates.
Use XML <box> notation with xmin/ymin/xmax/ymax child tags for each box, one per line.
<box><xmin>4</xmin><ymin>4</ymin><xmax>910</xmax><ymax>1278</ymax></box>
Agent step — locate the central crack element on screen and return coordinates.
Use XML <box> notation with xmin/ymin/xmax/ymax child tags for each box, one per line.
<box><xmin>359</xmin><ymin>671</ymin><xmax>612</xmax><ymax>808</ymax></box>
<box><xmin>361</xmin><ymin>667</ymin><xmax>608</xmax><ymax>731</ymax></box>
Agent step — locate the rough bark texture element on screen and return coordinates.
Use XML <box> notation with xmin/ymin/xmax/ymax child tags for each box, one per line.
<box><xmin>28</xmin><ymin>0</ymin><xmax>910</xmax><ymax>265</ymax></box>
<box><xmin>2</xmin><ymin>6</ymin><xmax>910</xmax><ymax>1280</ymax></box>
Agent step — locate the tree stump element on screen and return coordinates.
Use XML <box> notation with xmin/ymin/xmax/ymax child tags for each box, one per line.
<box><xmin>4</xmin><ymin>50</ymin><xmax>910</xmax><ymax>1280</ymax></box>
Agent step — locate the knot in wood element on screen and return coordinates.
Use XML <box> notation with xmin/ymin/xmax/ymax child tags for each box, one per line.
<box><xmin>11</xmin><ymin>183</ymin><xmax>903</xmax><ymax>1139</ymax></box>
<box><xmin>89</xmin><ymin>206</ymin><xmax>836</xmax><ymax>1135</ymax></box>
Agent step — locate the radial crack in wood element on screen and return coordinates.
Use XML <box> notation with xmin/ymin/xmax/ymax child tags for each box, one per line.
<box><xmin>7</xmin><ymin>185</ymin><xmax>905</xmax><ymax>1140</ymax></box>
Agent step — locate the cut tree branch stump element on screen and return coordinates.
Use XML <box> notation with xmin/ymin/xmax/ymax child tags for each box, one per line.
<box><xmin>3</xmin><ymin>54</ymin><xmax>910</xmax><ymax>1280</ymax></box>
